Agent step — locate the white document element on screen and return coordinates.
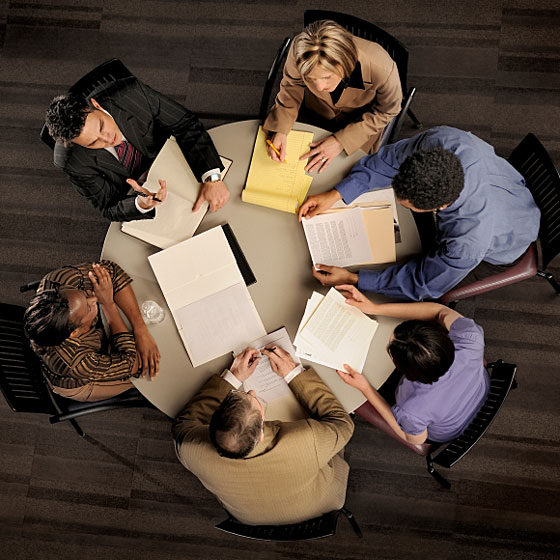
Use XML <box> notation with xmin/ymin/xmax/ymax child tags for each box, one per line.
<box><xmin>295</xmin><ymin>288</ymin><xmax>378</xmax><ymax>372</ymax></box>
<box><xmin>332</xmin><ymin>186</ymin><xmax>401</xmax><ymax>243</ymax></box>
<box><xmin>302</xmin><ymin>208</ymin><xmax>373</xmax><ymax>267</ymax></box>
<box><xmin>233</xmin><ymin>328</ymin><xmax>298</xmax><ymax>402</ymax></box>
<box><xmin>148</xmin><ymin>226</ymin><xmax>266</xmax><ymax>367</ymax></box>
<box><xmin>121</xmin><ymin>137</ymin><xmax>232</xmax><ymax>248</ymax></box>
<box><xmin>175</xmin><ymin>283</ymin><xmax>266</xmax><ymax>368</ymax></box>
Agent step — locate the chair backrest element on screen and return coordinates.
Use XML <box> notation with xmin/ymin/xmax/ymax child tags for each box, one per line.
<box><xmin>216</xmin><ymin>509</ymin><xmax>341</xmax><ymax>541</ymax></box>
<box><xmin>0</xmin><ymin>303</ymin><xmax>58</xmax><ymax>415</ymax></box>
<box><xmin>432</xmin><ymin>360</ymin><xmax>517</xmax><ymax>469</ymax></box>
<box><xmin>259</xmin><ymin>37</ymin><xmax>292</xmax><ymax>122</ymax></box>
<box><xmin>508</xmin><ymin>133</ymin><xmax>560</xmax><ymax>270</ymax></box>
<box><xmin>40</xmin><ymin>58</ymin><xmax>134</xmax><ymax>150</ymax></box>
<box><xmin>304</xmin><ymin>10</ymin><xmax>410</xmax><ymax>95</ymax></box>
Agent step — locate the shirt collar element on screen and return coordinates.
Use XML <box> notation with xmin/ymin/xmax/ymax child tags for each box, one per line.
<box><xmin>330</xmin><ymin>61</ymin><xmax>365</xmax><ymax>104</ymax></box>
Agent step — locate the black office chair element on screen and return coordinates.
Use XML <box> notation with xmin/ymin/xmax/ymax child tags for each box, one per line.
<box><xmin>259</xmin><ymin>12</ymin><xmax>421</xmax><ymax>145</ymax></box>
<box><xmin>355</xmin><ymin>361</ymin><xmax>517</xmax><ymax>489</ymax></box>
<box><xmin>0</xmin><ymin>302</ymin><xmax>152</xmax><ymax>437</ymax></box>
<box><xmin>40</xmin><ymin>58</ymin><xmax>134</xmax><ymax>150</ymax></box>
<box><xmin>440</xmin><ymin>133</ymin><xmax>560</xmax><ymax>305</ymax></box>
<box><xmin>216</xmin><ymin>506</ymin><xmax>362</xmax><ymax>541</ymax></box>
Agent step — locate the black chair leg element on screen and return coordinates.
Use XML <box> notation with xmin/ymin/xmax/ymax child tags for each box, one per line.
<box><xmin>426</xmin><ymin>456</ymin><xmax>451</xmax><ymax>489</ymax></box>
<box><xmin>407</xmin><ymin>108</ymin><xmax>422</xmax><ymax>129</ymax></box>
<box><xmin>69</xmin><ymin>418</ymin><xmax>85</xmax><ymax>437</ymax></box>
<box><xmin>340</xmin><ymin>507</ymin><xmax>363</xmax><ymax>538</ymax></box>
<box><xmin>537</xmin><ymin>270</ymin><xmax>560</xmax><ymax>295</ymax></box>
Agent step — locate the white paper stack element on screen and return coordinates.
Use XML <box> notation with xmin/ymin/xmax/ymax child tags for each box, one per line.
<box><xmin>294</xmin><ymin>288</ymin><xmax>379</xmax><ymax>372</ymax></box>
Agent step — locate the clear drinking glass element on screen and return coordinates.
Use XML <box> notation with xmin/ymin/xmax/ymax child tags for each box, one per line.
<box><xmin>141</xmin><ymin>300</ymin><xmax>165</xmax><ymax>324</ymax></box>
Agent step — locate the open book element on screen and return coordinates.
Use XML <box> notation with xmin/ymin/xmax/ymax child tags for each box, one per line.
<box><xmin>302</xmin><ymin>202</ymin><xmax>396</xmax><ymax>268</ymax></box>
<box><xmin>121</xmin><ymin>137</ymin><xmax>232</xmax><ymax>249</ymax></box>
<box><xmin>242</xmin><ymin>126</ymin><xmax>314</xmax><ymax>214</ymax></box>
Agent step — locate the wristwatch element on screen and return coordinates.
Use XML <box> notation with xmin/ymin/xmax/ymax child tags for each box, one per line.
<box><xmin>204</xmin><ymin>173</ymin><xmax>221</xmax><ymax>183</ymax></box>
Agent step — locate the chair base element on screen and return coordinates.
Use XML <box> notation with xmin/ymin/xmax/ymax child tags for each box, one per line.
<box><xmin>536</xmin><ymin>270</ymin><xmax>560</xmax><ymax>295</ymax></box>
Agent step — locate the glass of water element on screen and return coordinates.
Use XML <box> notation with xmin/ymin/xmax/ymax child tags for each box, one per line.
<box><xmin>141</xmin><ymin>300</ymin><xmax>165</xmax><ymax>324</ymax></box>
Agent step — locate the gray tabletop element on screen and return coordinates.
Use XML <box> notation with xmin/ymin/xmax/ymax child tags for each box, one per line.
<box><xmin>101</xmin><ymin>120</ymin><xmax>421</xmax><ymax>419</ymax></box>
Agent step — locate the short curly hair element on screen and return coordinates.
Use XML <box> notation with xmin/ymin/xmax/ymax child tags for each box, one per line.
<box><xmin>392</xmin><ymin>148</ymin><xmax>464</xmax><ymax>210</ymax></box>
<box><xmin>45</xmin><ymin>94</ymin><xmax>93</xmax><ymax>145</ymax></box>
<box><xmin>209</xmin><ymin>391</ymin><xmax>263</xmax><ymax>459</ymax></box>
<box><xmin>24</xmin><ymin>288</ymin><xmax>80</xmax><ymax>348</ymax></box>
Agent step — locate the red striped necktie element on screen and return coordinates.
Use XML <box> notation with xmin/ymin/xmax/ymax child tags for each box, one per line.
<box><xmin>115</xmin><ymin>140</ymin><xmax>142</xmax><ymax>176</ymax></box>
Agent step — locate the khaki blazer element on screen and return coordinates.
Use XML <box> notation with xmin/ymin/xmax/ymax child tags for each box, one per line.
<box><xmin>172</xmin><ymin>369</ymin><xmax>354</xmax><ymax>525</ymax></box>
<box><xmin>263</xmin><ymin>36</ymin><xmax>402</xmax><ymax>155</ymax></box>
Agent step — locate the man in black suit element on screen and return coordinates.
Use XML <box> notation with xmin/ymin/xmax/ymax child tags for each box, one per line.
<box><xmin>45</xmin><ymin>76</ymin><xmax>229</xmax><ymax>222</ymax></box>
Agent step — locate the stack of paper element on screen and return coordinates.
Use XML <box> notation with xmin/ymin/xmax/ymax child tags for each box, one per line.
<box><xmin>121</xmin><ymin>137</ymin><xmax>232</xmax><ymax>249</ymax></box>
<box><xmin>242</xmin><ymin>126</ymin><xmax>314</xmax><ymax>214</ymax></box>
<box><xmin>294</xmin><ymin>288</ymin><xmax>379</xmax><ymax>372</ymax></box>
<box><xmin>148</xmin><ymin>226</ymin><xmax>266</xmax><ymax>367</ymax></box>
<box><xmin>232</xmin><ymin>327</ymin><xmax>299</xmax><ymax>403</ymax></box>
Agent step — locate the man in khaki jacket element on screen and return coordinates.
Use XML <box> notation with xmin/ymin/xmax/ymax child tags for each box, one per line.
<box><xmin>172</xmin><ymin>346</ymin><xmax>354</xmax><ymax>525</ymax></box>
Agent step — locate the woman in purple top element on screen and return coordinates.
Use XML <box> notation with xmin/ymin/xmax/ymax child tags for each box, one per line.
<box><xmin>336</xmin><ymin>285</ymin><xmax>490</xmax><ymax>443</ymax></box>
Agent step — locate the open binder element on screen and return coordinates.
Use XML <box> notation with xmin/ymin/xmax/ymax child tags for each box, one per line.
<box><xmin>302</xmin><ymin>203</ymin><xmax>396</xmax><ymax>268</ymax></box>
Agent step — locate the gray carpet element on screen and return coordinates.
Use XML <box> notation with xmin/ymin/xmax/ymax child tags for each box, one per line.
<box><xmin>1</xmin><ymin>1</ymin><xmax>559</xmax><ymax>559</ymax></box>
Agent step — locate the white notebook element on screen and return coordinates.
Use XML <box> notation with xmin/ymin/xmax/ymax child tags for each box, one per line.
<box><xmin>148</xmin><ymin>226</ymin><xmax>265</xmax><ymax>367</ymax></box>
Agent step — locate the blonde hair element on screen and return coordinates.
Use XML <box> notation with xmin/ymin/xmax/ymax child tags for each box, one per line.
<box><xmin>294</xmin><ymin>20</ymin><xmax>358</xmax><ymax>79</ymax></box>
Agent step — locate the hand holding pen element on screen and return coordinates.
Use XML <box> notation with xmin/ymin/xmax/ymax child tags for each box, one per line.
<box><xmin>127</xmin><ymin>178</ymin><xmax>167</xmax><ymax>209</ymax></box>
<box><xmin>266</xmin><ymin>133</ymin><xmax>287</xmax><ymax>164</ymax></box>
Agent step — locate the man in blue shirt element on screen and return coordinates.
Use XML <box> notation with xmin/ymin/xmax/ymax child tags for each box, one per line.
<box><xmin>298</xmin><ymin>126</ymin><xmax>541</xmax><ymax>300</ymax></box>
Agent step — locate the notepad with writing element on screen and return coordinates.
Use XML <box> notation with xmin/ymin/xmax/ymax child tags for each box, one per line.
<box><xmin>121</xmin><ymin>137</ymin><xmax>232</xmax><ymax>249</ymax></box>
<box><xmin>242</xmin><ymin>126</ymin><xmax>314</xmax><ymax>214</ymax></box>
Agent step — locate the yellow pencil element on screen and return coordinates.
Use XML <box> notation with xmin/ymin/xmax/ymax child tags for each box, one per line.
<box><xmin>266</xmin><ymin>139</ymin><xmax>287</xmax><ymax>164</ymax></box>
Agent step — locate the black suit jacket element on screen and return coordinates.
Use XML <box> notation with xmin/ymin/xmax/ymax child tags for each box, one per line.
<box><xmin>53</xmin><ymin>77</ymin><xmax>223</xmax><ymax>222</ymax></box>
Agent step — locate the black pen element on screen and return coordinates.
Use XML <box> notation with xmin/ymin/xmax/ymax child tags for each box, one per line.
<box><xmin>135</xmin><ymin>191</ymin><xmax>163</xmax><ymax>203</ymax></box>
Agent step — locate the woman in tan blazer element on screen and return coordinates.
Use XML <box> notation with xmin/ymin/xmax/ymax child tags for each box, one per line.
<box><xmin>264</xmin><ymin>20</ymin><xmax>402</xmax><ymax>173</ymax></box>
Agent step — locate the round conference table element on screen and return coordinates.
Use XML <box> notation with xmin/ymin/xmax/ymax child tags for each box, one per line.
<box><xmin>101</xmin><ymin>120</ymin><xmax>421</xmax><ymax>420</ymax></box>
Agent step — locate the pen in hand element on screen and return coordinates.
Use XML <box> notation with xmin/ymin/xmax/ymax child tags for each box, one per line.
<box><xmin>135</xmin><ymin>191</ymin><xmax>163</xmax><ymax>203</ymax></box>
<box><xmin>266</xmin><ymin>140</ymin><xmax>287</xmax><ymax>164</ymax></box>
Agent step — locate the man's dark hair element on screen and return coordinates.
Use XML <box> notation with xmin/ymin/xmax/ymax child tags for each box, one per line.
<box><xmin>392</xmin><ymin>147</ymin><xmax>464</xmax><ymax>210</ymax></box>
<box><xmin>23</xmin><ymin>289</ymin><xmax>80</xmax><ymax>348</ymax></box>
<box><xmin>209</xmin><ymin>392</ymin><xmax>263</xmax><ymax>459</ymax></box>
<box><xmin>388</xmin><ymin>320</ymin><xmax>455</xmax><ymax>384</ymax></box>
<box><xmin>45</xmin><ymin>94</ymin><xmax>94</xmax><ymax>145</ymax></box>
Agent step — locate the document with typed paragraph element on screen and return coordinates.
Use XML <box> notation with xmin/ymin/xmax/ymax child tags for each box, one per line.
<box><xmin>302</xmin><ymin>204</ymin><xmax>396</xmax><ymax>267</ymax></box>
<box><xmin>294</xmin><ymin>288</ymin><xmax>378</xmax><ymax>372</ymax></box>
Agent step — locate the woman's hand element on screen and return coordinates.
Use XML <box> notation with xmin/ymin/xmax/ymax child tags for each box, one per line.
<box><xmin>88</xmin><ymin>263</ymin><xmax>114</xmax><ymax>307</ymax></box>
<box><xmin>336</xmin><ymin>364</ymin><xmax>371</xmax><ymax>394</ymax></box>
<box><xmin>300</xmin><ymin>136</ymin><xmax>343</xmax><ymax>173</ymax></box>
<box><xmin>134</xmin><ymin>326</ymin><xmax>161</xmax><ymax>379</ymax></box>
<box><xmin>336</xmin><ymin>284</ymin><xmax>378</xmax><ymax>315</ymax></box>
<box><xmin>267</xmin><ymin>132</ymin><xmax>288</xmax><ymax>163</ymax></box>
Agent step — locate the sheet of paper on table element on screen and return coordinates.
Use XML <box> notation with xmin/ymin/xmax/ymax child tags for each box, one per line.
<box><xmin>294</xmin><ymin>288</ymin><xmax>378</xmax><ymax>372</ymax></box>
<box><xmin>121</xmin><ymin>136</ymin><xmax>232</xmax><ymax>248</ymax></box>
<box><xmin>302</xmin><ymin>204</ymin><xmax>396</xmax><ymax>267</ymax></box>
<box><xmin>232</xmin><ymin>327</ymin><xmax>299</xmax><ymax>402</ymax></box>
<box><xmin>242</xmin><ymin>126</ymin><xmax>314</xmax><ymax>214</ymax></box>
<box><xmin>148</xmin><ymin>226</ymin><xmax>266</xmax><ymax>367</ymax></box>
<box><xmin>332</xmin><ymin>186</ymin><xmax>401</xmax><ymax>243</ymax></box>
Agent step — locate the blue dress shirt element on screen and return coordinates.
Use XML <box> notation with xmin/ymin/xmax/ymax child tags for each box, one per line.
<box><xmin>334</xmin><ymin>126</ymin><xmax>540</xmax><ymax>300</ymax></box>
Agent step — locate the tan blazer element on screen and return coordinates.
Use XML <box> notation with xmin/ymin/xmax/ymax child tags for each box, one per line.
<box><xmin>172</xmin><ymin>369</ymin><xmax>354</xmax><ymax>525</ymax></box>
<box><xmin>263</xmin><ymin>36</ymin><xmax>403</xmax><ymax>155</ymax></box>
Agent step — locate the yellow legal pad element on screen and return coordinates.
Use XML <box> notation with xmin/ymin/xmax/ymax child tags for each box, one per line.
<box><xmin>242</xmin><ymin>126</ymin><xmax>314</xmax><ymax>214</ymax></box>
